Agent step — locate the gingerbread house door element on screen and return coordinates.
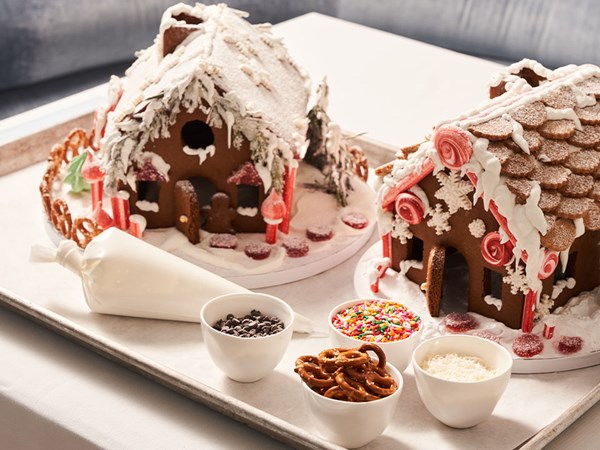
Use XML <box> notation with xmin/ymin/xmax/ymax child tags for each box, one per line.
<box><xmin>426</xmin><ymin>246</ymin><xmax>470</xmax><ymax>317</ymax></box>
<box><xmin>174</xmin><ymin>180</ymin><xmax>200</xmax><ymax>244</ymax></box>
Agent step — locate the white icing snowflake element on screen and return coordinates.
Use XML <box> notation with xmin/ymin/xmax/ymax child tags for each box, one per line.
<box><xmin>503</xmin><ymin>264</ymin><xmax>529</xmax><ymax>295</ymax></box>
<box><xmin>468</xmin><ymin>219</ymin><xmax>486</xmax><ymax>239</ymax></box>
<box><xmin>434</xmin><ymin>171</ymin><xmax>474</xmax><ymax>214</ymax></box>
<box><xmin>391</xmin><ymin>217</ymin><xmax>413</xmax><ymax>244</ymax></box>
<box><xmin>426</xmin><ymin>203</ymin><xmax>451</xmax><ymax>235</ymax></box>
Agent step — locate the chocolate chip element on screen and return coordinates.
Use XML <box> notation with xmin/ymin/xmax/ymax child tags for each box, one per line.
<box><xmin>212</xmin><ymin>310</ymin><xmax>285</xmax><ymax>338</ymax></box>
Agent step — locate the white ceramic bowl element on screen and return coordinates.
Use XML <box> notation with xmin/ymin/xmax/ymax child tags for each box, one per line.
<box><xmin>412</xmin><ymin>335</ymin><xmax>513</xmax><ymax>428</ymax></box>
<box><xmin>328</xmin><ymin>299</ymin><xmax>423</xmax><ymax>372</ymax></box>
<box><xmin>300</xmin><ymin>363</ymin><xmax>402</xmax><ymax>448</ymax></box>
<box><xmin>200</xmin><ymin>292</ymin><xmax>294</xmax><ymax>382</ymax></box>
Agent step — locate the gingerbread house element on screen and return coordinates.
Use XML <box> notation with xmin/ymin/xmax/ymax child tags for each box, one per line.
<box><xmin>96</xmin><ymin>3</ymin><xmax>310</xmax><ymax>244</ymax></box>
<box><xmin>375</xmin><ymin>60</ymin><xmax>600</xmax><ymax>332</ymax></box>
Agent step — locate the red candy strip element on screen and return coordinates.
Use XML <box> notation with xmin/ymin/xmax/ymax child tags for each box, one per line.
<box><xmin>433</xmin><ymin>126</ymin><xmax>473</xmax><ymax>171</ymax></box>
<box><xmin>111</xmin><ymin>190</ymin><xmax>130</xmax><ymax>231</ymax></box>
<box><xmin>521</xmin><ymin>290</ymin><xmax>537</xmax><ymax>333</ymax></box>
<box><xmin>381</xmin><ymin>157</ymin><xmax>435</xmax><ymax>209</ymax></box>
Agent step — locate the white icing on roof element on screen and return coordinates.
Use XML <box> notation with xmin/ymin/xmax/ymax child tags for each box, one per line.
<box><xmin>101</xmin><ymin>3</ymin><xmax>310</xmax><ymax>193</ymax></box>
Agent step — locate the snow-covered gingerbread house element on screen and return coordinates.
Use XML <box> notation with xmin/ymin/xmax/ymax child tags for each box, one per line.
<box><xmin>96</xmin><ymin>3</ymin><xmax>310</xmax><ymax>244</ymax></box>
<box><xmin>376</xmin><ymin>60</ymin><xmax>600</xmax><ymax>332</ymax></box>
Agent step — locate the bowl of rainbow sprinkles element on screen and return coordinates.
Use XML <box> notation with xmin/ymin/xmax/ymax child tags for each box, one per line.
<box><xmin>328</xmin><ymin>299</ymin><xmax>422</xmax><ymax>371</ymax></box>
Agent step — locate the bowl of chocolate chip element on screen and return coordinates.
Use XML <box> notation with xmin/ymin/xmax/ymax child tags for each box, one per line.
<box><xmin>295</xmin><ymin>343</ymin><xmax>402</xmax><ymax>448</ymax></box>
<box><xmin>412</xmin><ymin>334</ymin><xmax>513</xmax><ymax>428</ymax></box>
<box><xmin>200</xmin><ymin>292</ymin><xmax>294</xmax><ymax>382</ymax></box>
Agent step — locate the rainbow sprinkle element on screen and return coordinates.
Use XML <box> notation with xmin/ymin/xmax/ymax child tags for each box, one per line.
<box><xmin>332</xmin><ymin>300</ymin><xmax>421</xmax><ymax>342</ymax></box>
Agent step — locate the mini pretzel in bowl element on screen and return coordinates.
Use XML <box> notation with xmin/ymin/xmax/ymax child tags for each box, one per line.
<box><xmin>294</xmin><ymin>343</ymin><xmax>402</xmax><ymax>448</ymax></box>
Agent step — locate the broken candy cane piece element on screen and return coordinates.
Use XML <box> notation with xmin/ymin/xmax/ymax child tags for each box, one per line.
<box><xmin>538</xmin><ymin>250</ymin><xmax>559</xmax><ymax>279</ymax></box>
<box><xmin>433</xmin><ymin>126</ymin><xmax>473</xmax><ymax>170</ymax></box>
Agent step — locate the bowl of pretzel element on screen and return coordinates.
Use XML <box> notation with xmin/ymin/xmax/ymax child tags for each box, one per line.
<box><xmin>294</xmin><ymin>343</ymin><xmax>402</xmax><ymax>448</ymax></box>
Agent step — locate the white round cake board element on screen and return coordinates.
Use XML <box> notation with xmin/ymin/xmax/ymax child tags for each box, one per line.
<box><xmin>354</xmin><ymin>242</ymin><xmax>600</xmax><ymax>374</ymax></box>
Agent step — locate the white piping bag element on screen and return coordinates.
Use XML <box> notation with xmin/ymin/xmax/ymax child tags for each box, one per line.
<box><xmin>31</xmin><ymin>228</ymin><xmax>313</xmax><ymax>332</ymax></box>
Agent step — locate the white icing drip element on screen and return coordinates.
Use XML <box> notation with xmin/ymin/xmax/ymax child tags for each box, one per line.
<box><xmin>552</xmin><ymin>277</ymin><xmax>577</xmax><ymax>300</ymax></box>
<box><xmin>408</xmin><ymin>184</ymin><xmax>430</xmax><ymax>212</ymax></box>
<box><xmin>236</xmin><ymin>206</ymin><xmax>257</xmax><ymax>217</ymax></box>
<box><xmin>136</xmin><ymin>200</ymin><xmax>159</xmax><ymax>212</ymax></box>
<box><xmin>484</xmin><ymin>295</ymin><xmax>502</xmax><ymax>311</ymax></box>
<box><xmin>574</xmin><ymin>217</ymin><xmax>585</xmax><ymax>238</ymax></box>
<box><xmin>560</xmin><ymin>250</ymin><xmax>570</xmax><ymax>272</ymax></box>
<box><xmin>503</xmin><ymin>113</ymin><xmax>530</xmax><ymax>153</ymax></box>
<box><xmin>183</xmin><ymin>144</ymin><xmax>216</xmax><ymax>164</ymax></box>
<box><xmin>572</xmin><ymin>85</ymin><xmax>597</xmax><ymax>108</ymax></box>
<box><xmin>545</xmin><ymin>107</ymin><xmax>583</xmax><ymax>131</ymax></box>
<box><xmin>468</xmin><ymin>219</ymin><xmax>486</xmax><ymax>238</ymax></box>
<box><xmin>399</xmin><ymin>260</ymin><xmax>423</xmax><ymax>275</ymax></box>
<box><xmin>224</xmin><ymin>110</ymin><xmax>234</xmax><ymax>148</ymax></box>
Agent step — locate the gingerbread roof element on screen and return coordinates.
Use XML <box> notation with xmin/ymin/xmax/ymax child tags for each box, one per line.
<box><xmin>377</xmin><ymin>60</ymin><xmax>600</xmax><ymax>297</ymax></box>
<box><xmin>100</xmin><ymin>3</ymin><xmax>310</xmax><ymax>194</ymax></box>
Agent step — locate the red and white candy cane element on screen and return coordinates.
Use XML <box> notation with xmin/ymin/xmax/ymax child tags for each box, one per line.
<box><xmin>521</xmin><ymin>290</ymin><xmax>537</xmax><ymax>333</ymax></box>
<box><xmin>81</xmin><ymin>151</ymin><xmax>105</xmax><ymax>211</ymax></box>
<box><xmin>370</xmin><ymin>263</ymin><xmax>390</xmax><ymax>293</ymax></box>
<box><xmin>129</xmin><ymin>214</ymin><xmax>147</xmax><ymax>239</ymax></box>
<box><xmin>538</xmin><ymin>250</ymin><xmax>559</xmax><ymax>279</ymax></box>
<box><xmin>111</xmin><ymin>190</ymin><xmax>131</xmax><ymax>231</ymax></box>
<box><xmin>481</xmin><ymin>231</ymin><xmax>514</xmax><ymax>267</ymax></box>
<box><xmin>543</xmin><ymin>322</ymin><xmax>555</xmax><ymax>339</ymax></box>
<box><xmin>433</xmin><ymin>126</ymin><xmax>473</xmax><ymax>171</ymax></box>
<box><xmin>261</xmin><ymin>189</ymin><xmax>286</xmax><ymax>244</ymax></box>
<box><xmin>394</xmin><ymin>192</ymin><xmax>425</xmax><ymax>225</ymax></box>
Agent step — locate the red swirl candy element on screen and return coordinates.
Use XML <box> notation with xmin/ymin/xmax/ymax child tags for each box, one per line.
<box><xmin>394</xmin><ymin>192</ymin><xmax>425</xmax><ymax>225</ymax></box>
<box><xmin>538</xmin><ymin>250</ymin><xmax>559</xmax><ymax>280</ymax></box>
<box><xmin>433</xmin><ymin>126</ymin><xmax>473</xmax><ymax>170</ymax></box>
<box><xmin>481</xmin><ymin>231</ymin><xmax>514</xmax><ymax>267</ymax></box>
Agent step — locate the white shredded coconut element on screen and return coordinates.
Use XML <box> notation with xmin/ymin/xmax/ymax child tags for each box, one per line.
<box><xmin>421</xmin><ymin>353</ymin><xmax>496</xmax><ymax>382</ymax></box>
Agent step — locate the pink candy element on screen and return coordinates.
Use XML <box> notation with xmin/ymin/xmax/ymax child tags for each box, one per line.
<box><xmin>433</xmin><ymin>126</ymin><xmax>473</xmax><ymax>171</ymax></box>
<box><xmin>538</xmin><ymin>251</ymin><xmax>559</xmax><ymax>280</ymax></box>
<box><xmin>394</xmin><ymin>192</ymin><xmax>425</xmax><ymax>225</ymax></box>
<box><xmin>481</xmin><ymin>231</ymin><xmax>514</xmax><ymax>267</ymax></box>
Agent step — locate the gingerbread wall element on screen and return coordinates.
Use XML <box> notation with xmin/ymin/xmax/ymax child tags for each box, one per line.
<box><xmin>124</xmin><ymin>110</ymin><xmax>267</xmax><ymax>234</ymax></box>
<box><xmin>391</xmin><ymin>172</ymin><xmax>524</xmax><ymax>329</ymax></box>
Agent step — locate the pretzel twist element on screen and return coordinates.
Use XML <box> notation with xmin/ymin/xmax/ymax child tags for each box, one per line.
<box><xmin>39</xmin><ymin>127</ymin><xmax>103</xmax><ymax>248</ymax></box>
<box><xmin>349</xmin><ymin>145</ymin><xmax>369</xmax><ymax>182</ymax></box>
<box><xmin>295</xmin><ymin>344</ymin><xmax>397</xmax><ymax>403</ymax></box>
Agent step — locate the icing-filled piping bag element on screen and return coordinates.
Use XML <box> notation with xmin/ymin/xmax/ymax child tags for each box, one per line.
<box><xmin>31</xmin><ymin>228</ymin><xmax>313</xmax><ymax>333</ymax></box>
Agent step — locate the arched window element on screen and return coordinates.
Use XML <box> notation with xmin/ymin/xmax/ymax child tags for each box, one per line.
<box><xmin>181</xmin><ymin>120</ymin><xmax>214</xmax><ymax>149</ymax></box>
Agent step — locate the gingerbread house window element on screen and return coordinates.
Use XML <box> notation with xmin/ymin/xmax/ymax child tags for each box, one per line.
<box><xmin>137</xmin><ymin>181</ymin><xmax>160</xmax><ymax>203</ymax></box>
<box><xmin>442</xmin><ymin>247</ymin><xmax>469</xmax><ymax>313</ymax></box>
<box><xmin>408</xmin><ymin>236</ymin><xmax>424</xmax><ymax>261</ymax></box>
<box><xmin>181</xmin><ymin>120</ymin><xmax>214</xmax><ymax>149</ymax></box>
<box><xmin>237</xmin><ymin>185</ymin><xmax>260</xmax><ymax>208</ymax></box>
<box><xmin>554</xmin><ymin>252</ymin><xmax>577</xmax><ymax>283</ymax></box>
<box><xmin>484</xmin><ymin>268</ymin><xmax>504</xmax><ymax>300</ymax></box>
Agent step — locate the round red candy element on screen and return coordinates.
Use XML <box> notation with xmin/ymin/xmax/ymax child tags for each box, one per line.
<box><xmin>341</xmin><ymin>212</ymin><xmax>369</xmax><ymax>229</ymax></box>
<box><xmin>244</xmin><ymin>242</ymin><xmax>272</xmax><ymax>260</ymax></box>
<box><xmin>555</xmin><ymin>336</ymin><xmax>583</xmax><ymax>354</ymax></box>
<box><xmin>471</xmin><ymin>330</ymin><xmax>500</xmax><ymax>344</ymax></box>
<box><xmin>306</xmin><ymin>225</ymin><xmax>334</xmax><ymax>242</ymax></box>
<box><xmin>512</xmin><ymin>333</ymin><xmax>544</xmax><ymax>358</ymax></box>
<box><xmin>282</xmin><ymin>237</ymin><xmax>309</xmax><ymax>257</ymax></box>
<box><xmin>209</xmin><ymin>233</ymin><xmax>238</xmax><ymax>249</ymax></box>
<box><xmin>444</xmin><ymin>312</ymin><xmax>479</xmax><ymax>333</ymax></box>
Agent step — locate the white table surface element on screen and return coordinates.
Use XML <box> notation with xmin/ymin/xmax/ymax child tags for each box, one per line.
<box><xmin>1</xmin><ymin>13</ymin><xmax>599</xmax><ymax>450</ymax></box>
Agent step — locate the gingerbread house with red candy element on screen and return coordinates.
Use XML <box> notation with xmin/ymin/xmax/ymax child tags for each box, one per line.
<box><xmin>375</xmin><ymin>59</ymin><xmax>600</xmax><ymax>332</ymax></box>
<box><xmin>95</xmin><ymin>3</ymin><xmax>310</xmax><ymax>244</ymax></box>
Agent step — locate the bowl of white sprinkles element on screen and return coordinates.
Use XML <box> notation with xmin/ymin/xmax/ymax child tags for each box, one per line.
<box><xmin>412</xmin><ymin>334</ymin><xmax>513</xmax><ymax>428</ymax></box>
